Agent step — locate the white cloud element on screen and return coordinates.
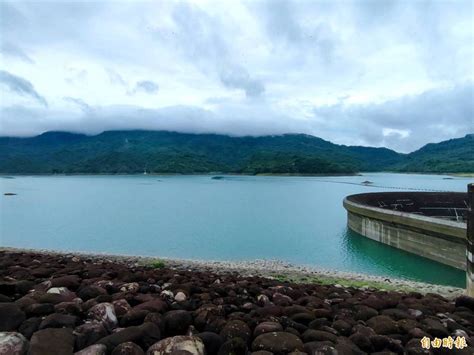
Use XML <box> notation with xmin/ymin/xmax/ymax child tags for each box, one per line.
<box><xmin>0</xmin><ymin>0</ymin><xmax>472</xmax><ymax>152</ymax></box>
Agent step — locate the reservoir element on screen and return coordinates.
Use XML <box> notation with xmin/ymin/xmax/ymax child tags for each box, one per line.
<box><xmin>1</xmin><ymin>173</ymin><xmax>471</xmax><ymax>287</ymax></box>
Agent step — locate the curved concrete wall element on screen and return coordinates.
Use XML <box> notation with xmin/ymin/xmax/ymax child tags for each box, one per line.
<box><xmin>344</xmin><ymin>193</ymin><xmax>467</xmax><ymax>270</ymax></box>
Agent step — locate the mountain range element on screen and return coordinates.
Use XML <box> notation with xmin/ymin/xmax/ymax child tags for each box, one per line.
<box><xmin>0</xmin><ymin>130</ymin><xmax>472</xmax><ymax>174</ymax></box>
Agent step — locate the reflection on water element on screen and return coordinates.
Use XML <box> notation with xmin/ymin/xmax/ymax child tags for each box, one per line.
<box><xmin>343</xmin><ymin>228</ymin><xmax>465</xmax><ymax>287</ymax></box>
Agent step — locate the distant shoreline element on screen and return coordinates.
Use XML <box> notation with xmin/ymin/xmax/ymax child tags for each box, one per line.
<box><xmin>2</xmin><ymin>171</ymin><xmax>473</xmax><ymax>177</ymax></box>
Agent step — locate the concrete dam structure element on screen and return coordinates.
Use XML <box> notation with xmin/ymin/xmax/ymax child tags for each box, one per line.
<box><xmin>343</xmin><ymin>191</ymin><xmax>468</xmax><ymax>270</ymax></box>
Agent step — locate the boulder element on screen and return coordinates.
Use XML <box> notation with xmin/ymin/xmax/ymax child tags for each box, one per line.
<box><xmin>55</xmin><ymin>301</ymin><xmax>83</xmax><ymax>316</ymax></box>
<box><xmin>97</xmin><ymin>322</ymin><xmax>160</xmax><ymax>351</ymax></box>
<box><xmin>78</xmin><ymin>286</ymin><xmax>107</xmax><ymax>301</ymax></box>
<box><xmin>422</xmin><ymin>318</ymin><xmax>449</xmax><ymax>338</ymax></box>
<box><xmin>349</xmin><ymin>332</ymin><xmax>374</xmax><ymax>353</ymax></box>
<box><xmin>252</xmin><ymin>332</ymin><xmax>304</xmax><ymax>354</ymax></box>
<box><xmin>220</xmin><ymin>320</ymin><xmax>251</xmax><ymax>343</ymax></box>
<box><xmin>175</xmin><ymin>292</ymin><xmax>187</xmax><ymax>302</ymax></box>
<box><xmin>134</xmin><ymin>299</ymin><xmax>167</xmax><ymax>313</ymax></box>
<box><xmin>195</xmin><ymin>332</ymin><xmax>223</xmax><ymax>355</ymax></box>
<box><xmin>455</xmin><ymin>295</ymin><xmax>474</xmax><ymax>311</ymax></box>
<box><xmin>88</xmin><ymin>302</ymin><xmax>118</xmax><ymax>331</ymax></box>
<box><xmin>163</xmin><ymin>310</ymin><xmax>193</xmax><ymax>336</ymax></box>
<box><xmin>18</xmin><ymin>318</ymin><xmax>41</xmax><ymax>340</ymax></box>
<box><xmin>51</xmin><ymin>275</ymin><xmax>81</xmax><ymax>290</ymax></box>
<box><xmin>217</xmin><ymin>338</ymin><xmax>248</xmax><ymax>355</ymax></box>
<box><xmin>302</xmin><ymin>329</ymin><xmax>337</xmax><ymax>343</ymax></box>
<box><xmin>120</xmin><ymin>309</ymin><xmax>149</xmax><ymax>327</ymax></box>
<box><xmin>253</xmin><ymin>322</ymin><xmax>283</xmax><ymax>337</ymax></box>
<box><xmin>367</xmin><ymin>316</ymin><xmax>399</xmax><ymax>335</ymax></box>
<box><xmin>0</xmin><ymin>303</ymin><xmax>25</xmax><ymax>331</ymax></box>
<box><xmin>39</xmin><ymin>313</ymin><xmax>78</xmax><ymax>329</ymax></box>
<box><xmin>29</xmin><ymin>328</ymin><xmax>74</xmax><ymax>355</ymax></box>
<box><xmin>75</xmin><ymin>344</ymin><xmax>107</xmax><ymax>355</ymax></box>
<box><xmin>0</xmin><ymin>332</ymin><xmax>29</xmax><ymax>355</ymax></box>
<box><xmin>113</xmin><ymin>299</ymin><xmax>131</xmax><ymax>317</ymax></box>
<box><xmin>74</xmin><ymin>321</ymin><xmax>109</xmax><ymax>351</ymax></box>
<box><xmin>146</xmin><ymin>336</ymin><xmax>205</xmax><ymax>355</ymax></box>
<box><xmin>332</xmin><ymin>319</ymin><xmax>352</xmax><ymax>336</ymax></box>
<box><xmin>111</xmin><ymin>342</ymin><xmax>145</xmax><ymax>355</ymax></box>
<box><xmin>47</xmin><ymin>287</ymin><xmax>77</xmax><ymax>301</ymax></box>
<box><xmin>25</xmin><ymin>303</ymin><xmax>55</xmax><ymax>317</ymax></box>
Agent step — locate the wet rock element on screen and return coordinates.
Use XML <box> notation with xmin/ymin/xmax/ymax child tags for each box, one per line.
<box><xmin>55</xmin><ymin>301</ymin><xmax>83</xmax><ymax>316</ymax></box>
<box><xmin>134</xmin><ymin>299</ymin><xmax>167</xmax><ymax>313</ymax></box>
<box><xmin>146</xmin><ymin>336</ymin><xmax>205</xmax><ymax>355</ymax></box>
<box><xmin>88</xmin><ymin>302</ymin><xmax>118</xmax><ymax>331</ymax></box>
<box><xmin>97</xmin><ymin>322</ymin><xmax>161</xmax><ymax>351</ymax></box>
<box><xmin>455</xmin><ymin>295</ymin><xmax>474</xmax><ymax>311</ymax></box>
<box><xmin>51</xmin><ymin>275</ymin><xmax>81</xmax><ymax>290</ymax></box>
<box><xmin>0</xmin><ymin>303</ymin><xmax>25</xmax><ymax>331</ymax></box>
<box><xmin>164</xmin><ymin>310</ymin><xmax>193</xmax><ymax>336</ymax></box>
<box><xmin>354</xmin><ymin>305</ymin><xmax>378</xmax><ymax>321</ymax></box>
<box><xmin>217</xmin><ymin>337</ymin><xmax>248</xmax><ymax>355</ymax></box>
<box><xmin>302</xmin><ymin>329</ymin><xmax>337</xmax><ymax>343</ymax></box>
<box><xmin>111</xmin><ymin>342</ymin><xmax>145</xmax><ymax>355</ymax></box>
<box><xmin>29</xmin><ymin>328</ymin><xmax>74</xmax><ymax>355</ymax></box>
<box><xmin>331</xmin><ymin>319</ymin><xmax>351</xmax><ymax>336</ymax></box>
<box><xmin>39</xmin><ymin>313</ymin><xmax>78</xmax><ymax>329</ymax></box>
<box><xmin>113</xmin><ymin>299</ymin><xmax>131</xmax><ymax>317</ymax></box>
<box><xmin>195</xmin><ymin>332</ymin><xmax>223</xmax><ymax>355</ymax></box>
<box><xmin>291</xmin><ymin>313</ymin><xmax>316</xmax><ymax>326</ymax></box>
<box><xmin>18</xmin><ymin>317</ymin><xmax>41</xmax><ymax>340</ymax></box>
<box><xmin>253</xmin><ymin>322</ymin><xmax>283</xmax><ymax>337</ymax></box>
<box><xmin>75</xmin><ymin>344</ymin><xmax>107</xmax><ymax>355</ymax></box>
<box><xmin>303</xmin><ymin>341</ymin><xmax>336</xmax><ymax>355</ymax></box>
<box><xmin>47</xmin><ymin>286</ymin><xmax>77</xmax><ymax>299</ymax></box>
<box><xmin>74</xmin><ymin>321</ymin><xmax>108</xmax><ymax>350</ymax></box>
<box><xmin>120</xmin><ymin>309</ymin><xmax>149</xmax><ymax>327</ymax></box>
<box><xmin>78</xmin><ymin>286</ymin><xmax>107</xmax><ymax>301</ymax></box>
<box><xmin>175</xmin><ymin>292</ymin><xmax>187</xmax><ymax>302</ymax></box>
<box><xmin>367</xmin><ymin>315</ymin><xmax>399</xmax><ymax>335</ymax></box>
<box><xmin>252</xmin><ymin>332</ymin><xmax>304</xmax><ymax>353</ymax></box>
<box><xmin>0</xmin><ymin>332</ymin><xmax>29</xmax><ymax>355</ymax></box>
<box><xmin>220</xmin><ymin>320</ymin><xmax>251</xmax><ymax>343</ymax></box>
<box><xmin>422</xmin><ymin>318</ymin><xmax>449</xmax><ymax>338</ymax></box>
<box><xmin>25</xmin><ymin>303</ymin><xmax>55</xmax><ymax>317</ymax></box>
<box><xmin>349</xmin><ymin>332</ymin><xmax>374</xmax><ymax>353</ymax></box>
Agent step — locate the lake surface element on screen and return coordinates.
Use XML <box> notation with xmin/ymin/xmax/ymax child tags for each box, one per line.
<box><xmin>1</xmin><ymin>173</ymin><xmax>471</xmax><ymax>287</ymax></box>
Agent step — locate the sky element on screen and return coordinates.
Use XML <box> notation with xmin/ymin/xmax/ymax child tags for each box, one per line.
<box><xmin>0</xmin><ymin>0</ymin><xmax>472</xmax><ymax>153</ymax></box>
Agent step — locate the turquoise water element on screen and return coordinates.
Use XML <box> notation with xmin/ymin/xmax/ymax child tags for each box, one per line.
<box><xmin>1</xmin><ymin>173</ymin><xmax>471</xmax><ymax>287</ymax></box>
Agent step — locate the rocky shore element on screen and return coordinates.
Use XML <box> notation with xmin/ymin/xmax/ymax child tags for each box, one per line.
<box><xmin>0</xmin><ymin>250</ymin><xmax>473</xmax><ymax>355</ymax></box>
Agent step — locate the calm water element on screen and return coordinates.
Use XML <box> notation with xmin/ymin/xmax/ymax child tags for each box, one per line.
<box><xmin>1</xmin><ymin>173</ymin><xmax>471</xmax><ymax>287</ymax></box>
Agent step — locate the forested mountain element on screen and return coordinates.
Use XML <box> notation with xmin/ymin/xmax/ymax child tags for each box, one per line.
<box><xmin>395</xmin><ymin>134</ymin><xmax>474</xmax><ymax>173</ymax></box>
<box><xmin>0</xmin><ymin>130</ymin><xmax>472</xmax><ymax>174</ymax></box>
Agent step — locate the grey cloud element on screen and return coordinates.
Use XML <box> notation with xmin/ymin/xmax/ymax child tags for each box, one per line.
<box><xmin>260</xmin><ymin>0</ymin><xmax>302</xmax><ymax>43</ymax></box>
<box><xmin>132</xmin><ymin>80</ymin><xmax>159</xmax><ymax>95</ymax></box>
<box><xmin>63</xmin><ymin>97</ymin><xmax>91</xmax><ymax>113</ymax></box>
<box><xmin>312</xmin><ymin>83</ymin><xmax>474</xmax><ymax>152</ymax></box>
<box><xmin>0</xmin><ymin>70</ymin><xmax>47</xmax><ymax>106</ymax></box>
<box><xmin>220</xmin><ymin>67</ymin><xmax>264</xmax><ymax>98</ymax></box>
<box><xmin>0</xmin><ymin>102</ymin><xmax>305</xmax><ymax>140</ymax></box>
<box><xmin>0</xmin><ymin>42</ymin><xmax>34</xmax><ymax>63</ymax></box>
<box><xmin>166</xmin><ymin>2</ymin><xmax>264</xmax><ymax>97</ymax></box>
<box><xmin>106</xmin><ymin>69</ymin><xmax>127</xmax><ymax>87</ymax></box>
<box><xmin>2</xmin><ymin>83</ymin><xmax>471</xmax><ymax>153</ymax></box>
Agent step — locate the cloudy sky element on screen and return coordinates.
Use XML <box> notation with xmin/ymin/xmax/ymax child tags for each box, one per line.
<box><xmin>0</xmin><ymin>0</ymin><xmax>472</xmax><ymax>152</ymax></box>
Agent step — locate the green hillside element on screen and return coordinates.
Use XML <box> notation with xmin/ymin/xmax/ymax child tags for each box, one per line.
<box><xmin>0</xmin><ymin>130</ymin><xmax>472</xmax><ymax>174</ymax></box>
<box><xmin>395</xmin><ymin>134</ymin><xmax>474</xmax><ymax>173</ymax></box>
